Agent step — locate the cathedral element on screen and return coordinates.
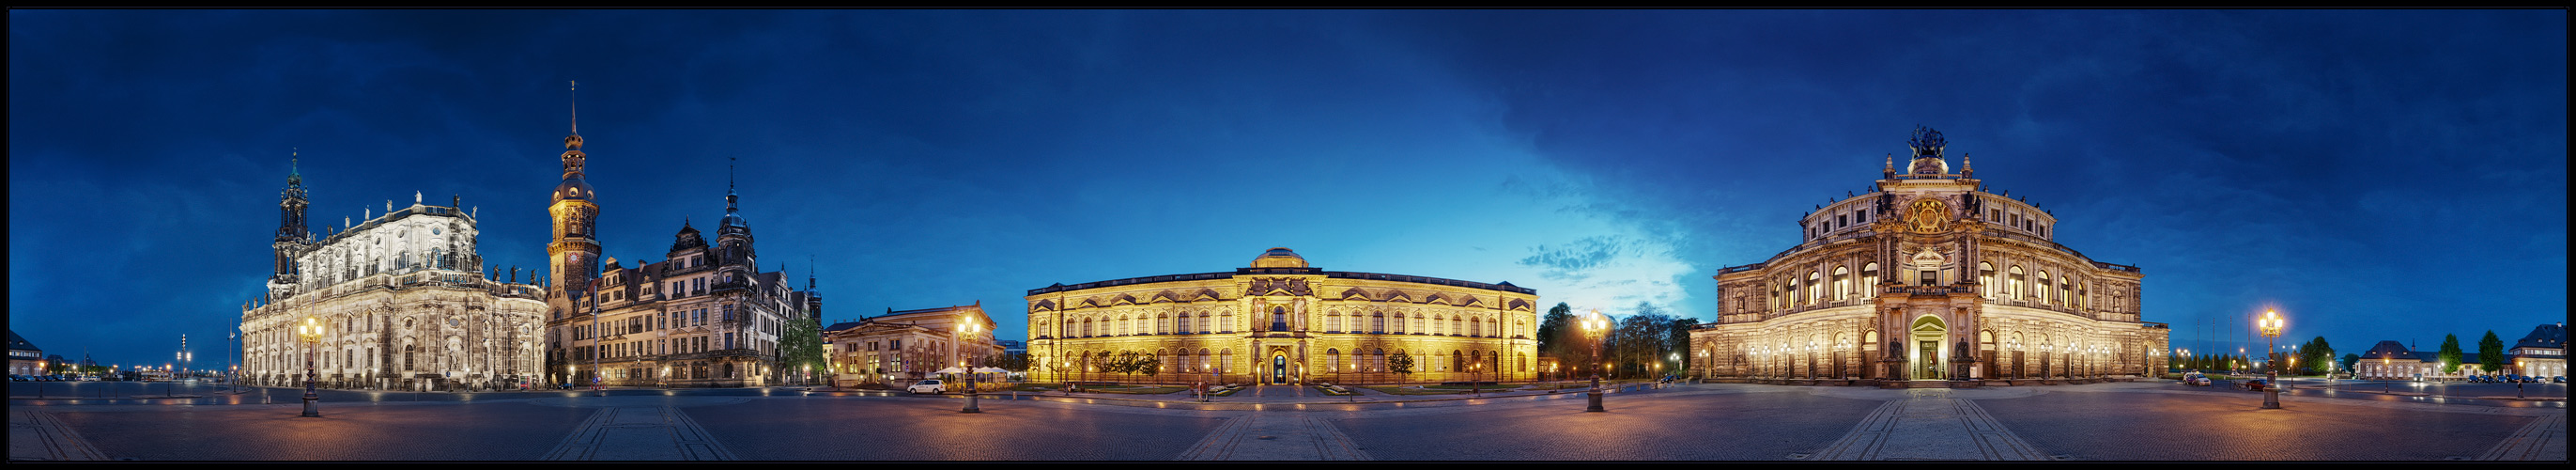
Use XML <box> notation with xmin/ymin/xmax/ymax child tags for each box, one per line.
<box><xmin>541</xmin><ymin>87</ymin><xmax>822</xmax><ymax>388</ymax></box>
<box><xmin>239</xmin><ymin>154</ymin><xmax>548</xmax><ymax>391</ymax></box>
<box><xmin>1689</xmin><ymin>128</ymin><xmax>2170</xmax><ymax>384</ymax></box>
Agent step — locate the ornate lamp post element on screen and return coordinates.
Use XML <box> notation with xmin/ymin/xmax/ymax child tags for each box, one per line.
<box><xmin>1581</xmin><ymin>309</ymin><xmax>1608</xmax><ymax>413</ymax></box>
<box><xmin>960</xmin><ymin>319</ymin><xmax>981</xmax><ymax>414</ymax></box>
<box><xmin>296</xmin><ymin>316</ymin><xmax>324</xmax><ymax>417</ymax></box>
<box><xmin>2258</xmin><ymin>309</ymin><xmax>2284</xmax><ymax>409</ymax></box>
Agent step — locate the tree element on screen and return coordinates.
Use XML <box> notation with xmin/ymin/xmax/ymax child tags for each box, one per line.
<box><xmin>2438</xmin><ymin>335</ymin><xmax>2464</xmax><ymax>374</ymax></box>
<box><xmin>1111</xmin><ymin>351</ymin><xmax>1142</xmax><ymax>383</ymax></box>
<box><xmin>987</xmin><ymin>352</ymin><xmax>1030</xmax><ymax>372</ymax></box>
<box><xmin>777</xmin><ymin>314</ymin><xmax>826</xmax><ymax>384</ymax></box>
<box><xmin>1667</xmin><ymin>316</ymin><xmax>1702</xmax><ymax>374</ymax></box>
<box><xmin>2298</xmin><ymin>337</ymin><xmax>2335</xmax><ymax>376</ymax></box>
<box><xmin>1136</xmin><ymin>353</ymin><xmax>1163</xmax><ymax>382</ymax></box>
<box><xmin>1614</xmin><ymin>306</ymin><xmax>1669</xmax><ymax>379</ymax></box>
<box><xmin>1536</xmin><ymin>303</ymin><xmax>1574</xmax><ymax>360</ymax></box>
<box><xmin>2338</xmin><ymin>353</ymin><xmax>2359</xmax><ymax>375</ymax></box>
<box><xmin>1388</xmin><ymin>351</ymin><xmax>1415</xmax><ymax>384</ymax></box>
<box><xmin>2478</xmin><ymin>331</ymin><xmax>2506</xmax><ymax>375</ymax></box>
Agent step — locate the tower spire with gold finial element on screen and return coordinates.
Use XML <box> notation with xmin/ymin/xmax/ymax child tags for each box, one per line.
<box><xmin>1883</xmin><ymin>153</ymin><xmax>1895</xmax><ymax>179</ymax></box>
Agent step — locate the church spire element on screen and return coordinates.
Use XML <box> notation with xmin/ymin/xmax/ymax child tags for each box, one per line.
<box><xmin>725</xmin><ymin>156</ymin><xmax>739</xmax><ymax>214</ymax></box>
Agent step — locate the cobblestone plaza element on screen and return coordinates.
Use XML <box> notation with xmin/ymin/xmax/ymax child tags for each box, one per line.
<box><xmin>10</xmin><ymin>379</ymin><xmax>2562</xmax><ymax>461</ymax></box>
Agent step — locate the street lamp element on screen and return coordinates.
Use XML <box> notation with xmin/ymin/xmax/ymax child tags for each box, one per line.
<box><xmin>295</xmin><ymin>316</ymin><xmax>324</xmax><ymax>417</ymax></box>
<box><xmin>959</xmin><ymin>318</ymin><xmax>981</xmax><ymax>414</ymax></box>
<box><xmin>2258</xmin><ymin>309</ymin><xmax>2284</xmax><ymax>410</ymax></box>
<box><xmin>1581</xmin><ymin>309</ymin><xmax>1608</xmax><ymax>412</ymax></box>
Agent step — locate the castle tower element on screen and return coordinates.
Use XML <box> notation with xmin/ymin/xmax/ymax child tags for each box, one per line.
<box><xmin>548</xmin><ymin>81</ymin><xmax>602</xmax><ymax>315</ymax></box>
<box><xmin>715</xmin><ymin>158</ymin><xmax>755</xmax><ymax>287</ymax></box>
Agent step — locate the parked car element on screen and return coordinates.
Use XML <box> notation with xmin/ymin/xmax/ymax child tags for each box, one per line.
<box><xmin>2183</xmin><ymin>372</ymin><xmax>2212</xmax><ymax>386</ymax></box>
<box><xmin>906</xmin><ymin>380</ymin><xmax>946</xmax><ymax>394</ymax></box>
<box><xmin>2553</xmin><ymin>376</ymin><xmax>2566</xmax><ymax>384</ymax></box>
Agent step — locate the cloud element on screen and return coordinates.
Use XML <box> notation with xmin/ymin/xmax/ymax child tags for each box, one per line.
<box><xmin>1518</xmin><ymin>235</ymin><xmax>1632</xmax><ymax>275</ymax></box>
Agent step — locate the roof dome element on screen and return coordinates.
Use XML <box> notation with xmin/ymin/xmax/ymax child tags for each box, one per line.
<box><xmin>553</xmin><ymin>176</ymin><xmax>594</xmax><ymax>202</ymax></box>
<box><xmin>1251</xmin><ymin>247</ymin><xmax>1308</xmax><ymax>268</ymax></box>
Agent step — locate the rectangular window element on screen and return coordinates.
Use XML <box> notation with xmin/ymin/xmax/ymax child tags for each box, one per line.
<box><xmin>1838</xmin><ymin>214</ymin><xmax>1848</xmax><ymax>227</ymax></box>
<box><xmin>1858</xmin><ymin>212</ymin><xmax>1867</xmax><ymax>223</ymax></box>
<box><xmin>1920</xmin><ymin>270</ymin><xmax>1937</xmax><ymax>286</ymax></box>
<box><xmin>725</xmin><ymin>333</ymin><xmax>734</xmax><ymax>350</ymax></box>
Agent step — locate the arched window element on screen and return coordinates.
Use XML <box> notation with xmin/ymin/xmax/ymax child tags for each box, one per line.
<box><xmin>1451</xmin><ymin>316</ymin><xmax>1463</xmax><ymax>336</ymax></box>
<box><xmin>1082</xmin><ymin>319</ymin><xmax>1093</xmax><ymax>337</ymax></box>
<box><xmin>1369</xmin><ymin>311</ymin><xmax>1385</xmax><ymax>333</ymax></box>
<box><xmin>1808</xmin><ymin>271</ymin><xmax>1823</xmax><ymax>303</ymax></box>
<box><xmin>1157</xmin><ymin>313</ymin><xmax>1170</xmax><ymax>335</ymax></box>
<box><xmin>1271</xmin><ymin>306</ymin><xmax>1288</xmax><ymax>332</ymax></box>
<box><xmin>1217</xmin><ymin>349</ymin><xmax>1232</xmax><ymax>374</ymax></box>
<box><xmin>1373</xmin><ymin>349</ymin><xmax>1386</xmax><ymax>372</ymax></box>
<box><xmin>1326</xmin><ymin>311</ymin><xmax>1341</xmax><ymax>332</ymax></box>
<box><xmin>1219</xmin><ymin>310</ymin><xmax>1234</xmax><ymax>333</ymax></box>
<box><xmin>1197</xmin><ymin>311</ymin><xmax>1211</xmax><ymax>334</ymax></box>
<box><xmin>1412</xmin><ymin>314</ymin><xmax>1426</xmax><ymax>334</ymax></box>
<box><xmin>1979</xmin><ymin>262</ymin><xmax>1996</xmax><ymax>299</ymax></box>
<box><xmin>1833</xmin><ymin>266</ymin><xmax>1851</xmax><ymax>300</ymax></box>
<box><xmin>2008</xmin><ymin>266</ymin><xmax>2026</xmax><ymax>300</ymax></box>
<box><xmin>1861</xmin><ymin>263</ymin><xmax>1879</xmax><ymax>298</ymax></box>
<box><xmin>2037</xmin><ymin>271</ymin><xmax>2053</xmax><ymax>305</ymax></box>
<box><xmin>1470</xmin><ymin>318</ymin><xmax>1482</xmax><ymax>337</ymax></box>
<box><xmin>2059</xmin><ymin>277</ymin><xmax>2073</xmax><ymax>306</ymax></box>
<box><xmin>1327</xmin><ymin>349</ymin><xmax>1340</xmax><ymax>372</ymax></box>
<box><xmin>1785</xmin><ymin>276</ymin><xmax>1801</xmax><ymax>306</ymax></box>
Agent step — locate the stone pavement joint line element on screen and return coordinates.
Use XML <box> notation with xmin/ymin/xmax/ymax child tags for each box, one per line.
<box><xmin>544</xmin><ymin>406</ymin><xmax>736</xmax><ymax>461</ymax></box>
<box><xmin>2477</xmin><ymin>412</ymin><xmax>2566</xmax><ymax>461</ymax></box>
<box><xmin>1812</xmin><ymin>388</ymin><xmax>2044</xmax><ymax>461</ymax></box>
<box><xmin>1174</xmin><ymin>412</ymin><xmax>1370</xmax><ymax>461</ymax></box>
<box><xmin>8</xmin><ymin>409</ymin><xmax>105</xmax><ymax>461</ymax></box>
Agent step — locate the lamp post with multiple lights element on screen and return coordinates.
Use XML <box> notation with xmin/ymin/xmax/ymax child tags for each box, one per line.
<box><xmin>1581</xmin><ymin>308</ymin><xmax>1608</xmax><ymax>412</ymax></box>
<box><xmin>2259</xmin><ymin>309</ymin><xmax>2285</xmax><ymax>410</ymax></box>
<box><xmin>296</xmin><ymin>316</ymin><xmax>324</xmax><ymax>417</ymax></box>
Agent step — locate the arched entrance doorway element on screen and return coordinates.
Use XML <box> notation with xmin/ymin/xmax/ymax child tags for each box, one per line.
<box><xmin>1910</xmin><ymin>315</ymin><xmax>1947</xmax><ymax>380</ymax></box>
<box><xmin>1270</xmin><ymin>354</ymin><xmax>1288</xmax><ymax>384</ymax></box>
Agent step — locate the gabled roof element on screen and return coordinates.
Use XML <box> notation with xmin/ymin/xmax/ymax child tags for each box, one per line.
<box><xmin>7</xmin><ymin>330</ymin><xmax>37</xmax><ymax>352</ymax></box>
<box><xmin>2515</xmin><ymin>323</ymin><xmax>2567</xmax><ymax>350</ymax></box>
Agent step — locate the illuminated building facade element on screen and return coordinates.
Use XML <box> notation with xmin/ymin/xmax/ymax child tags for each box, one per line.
<box><xmin>538</xmin><ymin>90</ymin><xmax>820</xmax><ymax>388</ymax></box>
<box><xmin>9</xmin><ymin>331</ymin><xmax>43</xmax><ymax>376</ymax></box>
<box><xmin>1689</xmin><ymin>129</ymin><xmax>2169</xmax><ymax>382</ymax></box>
<box><xmin>240</xmin><ymin>158</ymin><xmax>547</xmax><ymax>391</ymax></box>
<box><xmin>822</xmin><ymin>304</ymin><xmax>1002</xmax><ymax>387</ymax></box>
<box><xmin>1026</xmin><ymin>248</ymin><xmax>1539</xmax><ymax>385</ymax></box>
<box><xmin>2509</xmin><ymin>323</ymin><xmax>2565</xmax><ymax>379</ymax></box>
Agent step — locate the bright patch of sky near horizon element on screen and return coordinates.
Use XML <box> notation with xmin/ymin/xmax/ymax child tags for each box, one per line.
<box><xmin>8</xmin><ymin>10</ymin><xmax>2563</xmax><ymax>367</ymax></box>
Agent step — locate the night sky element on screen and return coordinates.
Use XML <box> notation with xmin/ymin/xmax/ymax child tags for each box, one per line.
<box><xmin>9</xmin><ymin>10</ymin><xmax>2564</xmax><ymax>370</ymax></box>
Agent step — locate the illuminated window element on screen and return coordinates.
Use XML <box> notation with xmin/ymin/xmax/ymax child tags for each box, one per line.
<box><xmin>2009</xmin><ymin>266</ymin><xmax>2025</xmax><ymax>299</ymax></box>
<box><xmin>1327</xmin><ymin>312</ymin><xmax>1342</xmax><ymax>333</ymax></box>
<box><xmin>2037</xmin><ymin>271</ymin><xmax>2052</xmax><ymax>305</ymax></box>
<box><xmin>1833</xmin><ymin>266</ymin><xmax>1851</xmax><ymax>300</ymax></box>
<box><xmin>1808</xmin><ymin>271</ymin><xmax>1823</xmax><ymax>303</ymax></box>
<box><xmin>1372</xmin><ymin>312</ymin><xmax>1386</xmax><ymax>333</ymax></box>
<box><xmin>1861</xmin><ymin>263</ymin><xmax>1879</xmax><ymax>298</ymax></box>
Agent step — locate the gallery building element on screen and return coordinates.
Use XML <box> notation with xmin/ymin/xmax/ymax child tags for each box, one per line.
<box><xmin>1689</xmin><ymin>129</ymin><xmax>2169</xmax><ymax>383</ymax></box>
<box><xmin>1026</xmin><ymin>248</ymin><xmax>1539</xmax><ymax>385</ymax></box>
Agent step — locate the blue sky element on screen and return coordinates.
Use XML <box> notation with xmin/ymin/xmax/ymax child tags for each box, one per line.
<box><xmin>9</xmin><ymin>10</ymin><xmax>2564</xmax><ymax>369</ymax></box>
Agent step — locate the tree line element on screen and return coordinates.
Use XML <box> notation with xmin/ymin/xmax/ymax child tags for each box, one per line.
<box><xmin>1534</xmin><ymin>301</ymin><xmax>1700</xmax><ymax>380</ymax></box>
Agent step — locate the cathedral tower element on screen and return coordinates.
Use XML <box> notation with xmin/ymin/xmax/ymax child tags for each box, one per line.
<box><xmin>270</xmin><ymin>151</ymin><xmax>310</xmax><ymax>299</ymax></box>
<box><xmin>714</xmin><ymin>158</ymin><xmax>755</xmax><ymax>290</ymax></box>
<box><xmin>548</xmin><ymin>81</ymin><xmax>602</xmax><ymax>316</ymax></box>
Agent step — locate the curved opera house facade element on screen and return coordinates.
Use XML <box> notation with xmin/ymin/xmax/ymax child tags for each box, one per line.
<box><xmin>1689</xmin><ymin>128</ymin><xmax>2168</xmax><ymax>384</ymax></box>
<box><xmin>1026</xmin><ymin>248</ymin><xmax>1539</xmax><ymax>385</ymax></box>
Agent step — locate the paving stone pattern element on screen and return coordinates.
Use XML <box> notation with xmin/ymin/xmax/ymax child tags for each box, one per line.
<box><xmin>1813</xmin><ymin>388</ymin><xmax>2044</xmax><ymax>461</ymax></box>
